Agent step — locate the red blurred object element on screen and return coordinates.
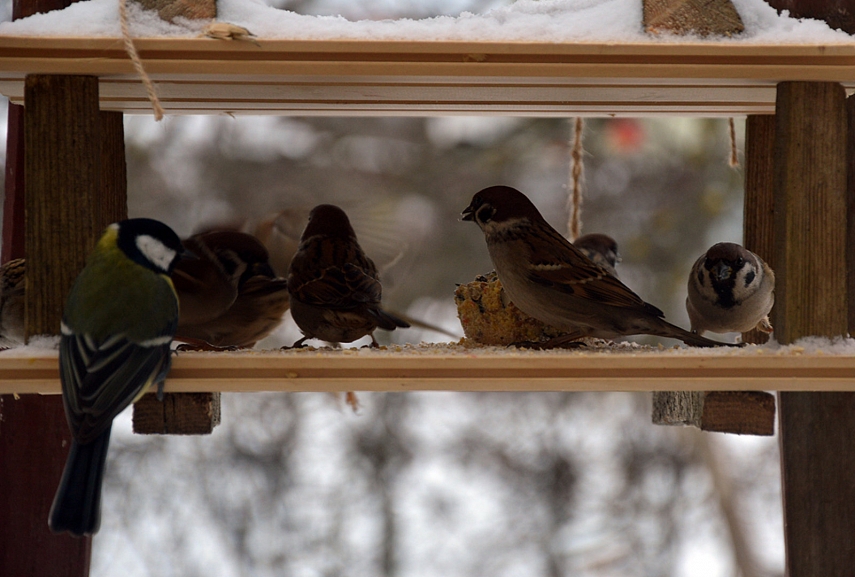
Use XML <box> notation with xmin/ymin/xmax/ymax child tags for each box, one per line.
<box><xmin>604</xmin><ymin>118</ymin><xmax>645</xmax><ymax>154</ymax></box>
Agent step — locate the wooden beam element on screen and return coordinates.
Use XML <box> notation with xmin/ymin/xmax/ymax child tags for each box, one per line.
<box><xmin>847</xmin><ymin>94</ymin><xmax>855</xmax><ymax>334</ymax></box>
<box><xmin>1</xmin><ymin>39</ymin><xmax>855</xmax><ymax>116</ymax></box>
<box><xmin>743</xmin><ymin>115</ymin><xmax>777</xmax><ymax>345</ymax></box>
<box><xmin>2</xmin><ymin>350</ymin><xmax>855</xmax><ymax>394</ymax></box>
<box><xmin>133</xmin><ymin>392</ymin><xmax>221</xmax><ymax>435</ymax></box>
<box><xmin>0</xmin><ymin>395</ymin><xmax>91</xmax><ymax>574</ymax></box>
<box><xmin>773</xmin><ymin>81</ymin><xmax>855</xmax><ymax>576</ymax></box>
<box><xmin>652</xmin><ymin>390</ymin><xmax>775</xmax><ymax>435</ymax></box>
<box><xmin>24</xmin><ymin>75</ymin><xmax>103</xmax><ymax>337</ymax></box>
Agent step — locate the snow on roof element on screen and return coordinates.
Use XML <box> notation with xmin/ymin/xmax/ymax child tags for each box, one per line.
<box><xmin>0</xmin><ymin>0</ymin><xmax>852</xmax><ymax>44</ymax></box>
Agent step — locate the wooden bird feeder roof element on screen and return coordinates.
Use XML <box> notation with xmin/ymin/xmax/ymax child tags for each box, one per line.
<box><xmin>0</xmin><ymin>38</ymin><xmax>854</xmax><ymax>116</ymax></box>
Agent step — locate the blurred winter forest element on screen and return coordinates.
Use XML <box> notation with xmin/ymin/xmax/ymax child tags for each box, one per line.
<box><xmin>1</xmin><ymin>0</ymin><xmax>783</xmax><ymax>575</ymax></box>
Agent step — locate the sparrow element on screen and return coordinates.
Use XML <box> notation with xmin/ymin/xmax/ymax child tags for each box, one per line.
<box><xmin>286</xmin><ymin>204</ymin><xmax>409</xmax><ymax>348</ymax></box>
<box><xmin>173</xmin><ymin>230</ymin><xmax>289</xmax><ymax>349</ymax></box>
<box><xmin>462</xmin><ymin>186</ymin><xmax>731</xmax><ymax>348</ymax></box>
<box><xmin>0</xmin><ymin>258</ymin><xmax>25</xmax><ymax>345</ymax></box>
<box><xmin>686</xmin><ymin>242</ymin><xmax>774</xmax><ymax>335</ymax></box>
<box><xmin>50</xmin><ymin>218</ymin><xmax>184</xmax><ymax>536</ymax></box>
<box><xmin>573</xmin><ymin>233</ymin><xmax>621</xmax><ymax>278</ymax></box>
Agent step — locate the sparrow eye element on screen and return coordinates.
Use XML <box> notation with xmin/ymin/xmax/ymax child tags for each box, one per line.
<box><xmin>476</xmin><ymin>204</ymin><xmax>496</xmax><ymax>224</ymax></box>
<box><xmin>744</xmin><ymin>270</ymin><xmax>755</xmax><ymax>287</ymax></box>
<box><xmin>736</xmin><ymin>257</ymin><xmax>745</xmax><ymax>267</ymax></box>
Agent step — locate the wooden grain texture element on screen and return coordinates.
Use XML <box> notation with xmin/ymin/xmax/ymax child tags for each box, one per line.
<box><xmin>133</xmin><ymin>392</ymin><xmax>221</xmax><ymax>435</ymax></box>
<box><xmin>773</xmin><ymin>80</ymin><xmax>855</xmax><ymax>577</ymax></box>
<box><xmin>133</xmin><ymin>0</ymin><xmax>215</xmax><ymax>22</ymax></box>
<box><xmin>743</xmin><ymin>115</ymin><xmax>776</xmax><ymax>345</ymax></box>
<box><xmin>773</xmin><ymin>82</ymin><xmax>848</xmax><ymax>342</ymax></box>
<box><xmin>2</xmin><ymin>351</ymin><xmax>855</xmax><ymax>393</ymax></box>
<box><xmin>847</xmin><ymin>95</ymin><xmax>855</xmax><ymax>335</ymax></box>
<box><xmin>99</xmin><ymin>111</ymin><xmax>129</xmax><ymax>225</ymax></box>
<box><xmin>3</xmin><ymin>3</ymin><xmax>95</xmax><ymax>571</ymax></box>
<box><xmin>779</xmin><ymin>392</ymin><xmax>855</xmax><ymax>574</ymax></box>
<box><xmin>24</xmin><ymin>75</ymin><xmax>102</xmax><ymax>337</ymax></box>
<box><xmin>643</xmin><ymin>0</ymin><xmax>744</xmax><ymax>37</ymax></box>
<box><xmin>696</xmin><ymin>391</ymin><xmax>775</xmax><ymax>434</ymax></box>
<box><xmin>2</xmin><ymin>39</ymin><xmax>855</xmax><ymax>116</ymax></box>
<box><xmin>2</xmin><ymin>103</ymin><xmax>25</xmax><ymax>263</ymax></box>
<box><xmin>0</xmin><ymin>395</ymin><xmax>91</xmax><ymax>575</ymax></box>
<box><xmin>651</xmin><ymin>391</ymin><xmax>775</xmax><ymax>435</ymax></box>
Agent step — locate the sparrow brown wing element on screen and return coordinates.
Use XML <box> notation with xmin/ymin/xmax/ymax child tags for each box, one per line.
<box><xmin>288</xmin><ymin>238</ymin><xmax>383</xmax><ymax>309</ymax></box>
<box><xmin>525</xmin><ymin>226</ymin><xmax>664</xmax><ymax>317</ymax></box>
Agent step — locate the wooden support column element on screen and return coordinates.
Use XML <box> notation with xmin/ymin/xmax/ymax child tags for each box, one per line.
<box><xmin>0</xmin><ymin>74</ymin><xmax>104</xmax><ymax>576</ymax></box>
<box><xmin>774</xmin><ymin>81</ymin><xmax>854</xmax><ymax>576</ymax></box>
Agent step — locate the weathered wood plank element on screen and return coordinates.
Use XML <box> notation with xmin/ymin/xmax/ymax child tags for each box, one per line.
<box><xmin>774</xmin><ymin>80</ymin><xmax>854</xmax><ymax>577</ymax></box>
<box><xmin>643</xmin><ymin>0</ymin><xmax>744</xmax><ymax>37</ymax></box>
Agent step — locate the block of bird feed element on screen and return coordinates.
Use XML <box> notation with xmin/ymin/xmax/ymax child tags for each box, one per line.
<box><xmin>454</xmin><ymin>272</ymin><xmax>568</xmax><ymax>346</ymax></box>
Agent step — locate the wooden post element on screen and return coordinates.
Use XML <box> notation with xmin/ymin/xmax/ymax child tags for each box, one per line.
<box><xmin>774</xmin><ymin>81</ymin><xmax>854</xmax><ymax>576</ymax></box>
<box><xmin>847</xmin><ymin>95</ymin><xmax>855</xmax><ymax>334</ymax></box>
<box><xmin>25</xmin><ymin>76</ymin><xmax>104</xmax><ymax>336</ymax></box>
<box><xmin>0</xmin><ymin>74</ymin><xmax>104</xmax><ymax>576</ymax></box>
<box><xmin>742</xmin><ymin>115</ymin><xmax>776</xmax><ymax>345</ymax></box>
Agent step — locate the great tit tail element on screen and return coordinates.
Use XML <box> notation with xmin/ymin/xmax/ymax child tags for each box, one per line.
<box><xmin>48</xmin><ymin>426</ymin><xmax>112</xmax><ymax>537</ymax></box>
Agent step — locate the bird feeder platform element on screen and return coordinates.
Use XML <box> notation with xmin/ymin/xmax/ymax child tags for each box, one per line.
<box><xmin>1</xmin><ymin>344</ymin><xmax>854</xmax><ymax>394</ymax></box>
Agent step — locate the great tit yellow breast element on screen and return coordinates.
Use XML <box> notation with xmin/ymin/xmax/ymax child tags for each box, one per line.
<box><xmin>63</xmin><ymin>238</ymin><xmax>179</xmax><ymax>343</ymax></box>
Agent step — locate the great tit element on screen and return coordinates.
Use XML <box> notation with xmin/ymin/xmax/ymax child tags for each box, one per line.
<box><xmin>49</xmin><ymin>218</ymin><xmax>184</xmax><ymax>537</ymax></box>
<box><xmin>173</xmin><ymin>230</ymin><xmax>290</xmax><ymax>349</ymax></box>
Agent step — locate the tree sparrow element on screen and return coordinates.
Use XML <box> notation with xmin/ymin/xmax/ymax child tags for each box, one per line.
<box><xmin>0</xmin><ymin>258</ymin><xmax>25</xmax><ymax>346</ymax></box>
<box><xmin>462</xmin><ymin>185</ymin><xmax>731</xmax><ymax>348</ymax></box>
<box><xmin>174</xmin><ymin>230</ymin><xmax>289</xmax><ymax>349</ymax></box>
<box><xmin>286</xmin><ymin>204</ymin><xmax>409</xmax><ymax>348</ymax></box>
<box><xmin>686</xmin><ymin>242</ymin><xmax>774</xmax><ymax>335</ymax></box>
<box><xmin>573</xmin><ymin>233</ymin><xmax>620</xmax><ymax>278</ymax></box>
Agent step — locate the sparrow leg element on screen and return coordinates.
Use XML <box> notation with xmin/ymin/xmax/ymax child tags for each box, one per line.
<box><xmin>175</xmin><ymin>340</ymin><xmax>240</xmax><ymax>352</ymax></box>
<box><xmin>509</xmin><ymin>336</ymin><xmax>587</xmax><ymax>350</ymax></box>
<box><xmin>282</xmin><ymin>336</ymin><xmax>310</xmax><ymax>350</ymax></box>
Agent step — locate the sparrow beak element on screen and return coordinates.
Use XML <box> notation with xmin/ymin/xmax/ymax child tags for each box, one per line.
<box><xmin>180</xmin><ymin>247</ymin><xmax>201</xmax><ymax>261</ymax></box>
<box><xmin>711</xmin><ymin>262</ymin><xmax>732</xmax><ymax>281</ymax></box>
<box><xmin>461</xmin><ymin>204</ymin><xmax>475</xmax><ymax>222</ymax></box>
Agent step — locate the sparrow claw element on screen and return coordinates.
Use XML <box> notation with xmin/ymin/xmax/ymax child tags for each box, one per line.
<box><xmin>282</xmin><ymin>336</ymin><xmax>310</xmax><ymax>350</ymax></box>
<box><xmin>509</xmin><ymin>337</ymin><xmax>586</xmax><ymax>350</ymax></box>
<box><xmin>175</xmin><ymin>342</ymin><xmax>240</xmax><ymax>352</ymax></box>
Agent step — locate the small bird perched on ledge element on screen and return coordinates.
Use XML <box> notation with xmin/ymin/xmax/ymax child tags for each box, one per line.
<box><xmin>462</xmin><ymin>185</ymin><xmax>732</xmax><ymax>348</ymax></box>
<box><xmin>573</xmin><ymin>233</ymin><xmax>621</xmax><ymax>278</ymax></box>
<box><xmin>0</xmin><ymin>258</ymin><xmax>25</xmax><ymax>346</ymax></box>
<box><xmin>686</xmin><ymin>242</ymin><xmax>774</xmax><ymax>336</ymax></box>
<box><xmin>50</xmin><ymin>218</ymin><xmax>184</xmax><ymax>537</ymax></box>
<box><xmin>286</xmin><ymin>204</ymin><xmax>409</xmax><ymax>348</ymax></box>
<box><xmin>173</xmin><ymin>230</ymin><xmax>289</xmax><ymax>349</ymax></box>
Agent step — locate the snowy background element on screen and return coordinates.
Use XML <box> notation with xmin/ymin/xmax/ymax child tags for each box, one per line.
<box><xmin>0</xmin><ymin>0</ymin><xmax>833</xmax><ymax>575</ymax></box>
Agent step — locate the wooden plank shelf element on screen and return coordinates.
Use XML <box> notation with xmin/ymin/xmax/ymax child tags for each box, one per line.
<box><xmin>2</xmin><ymin>347</ymin><xmax>855</xmax><ymax>394</ymax></box>
<box><xmin>1</xmin><ymin>38</ymin><xmax>855</xmax><ymax>115</ymax></box>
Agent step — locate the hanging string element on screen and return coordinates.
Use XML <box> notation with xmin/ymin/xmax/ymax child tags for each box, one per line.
<box><xmin>119</xmin><ymin>0</ymin><xmax>165</xmax><ymax>121</ymax></box>
<box><xmin>728</xmin><ymin>117</ymin><xmax>739</xmax><ymax>168</ymax></box>
<box><xmin>568</xmin><ymin>117</ymin><xmax>584</xmax><ymax>240</ymax></box>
